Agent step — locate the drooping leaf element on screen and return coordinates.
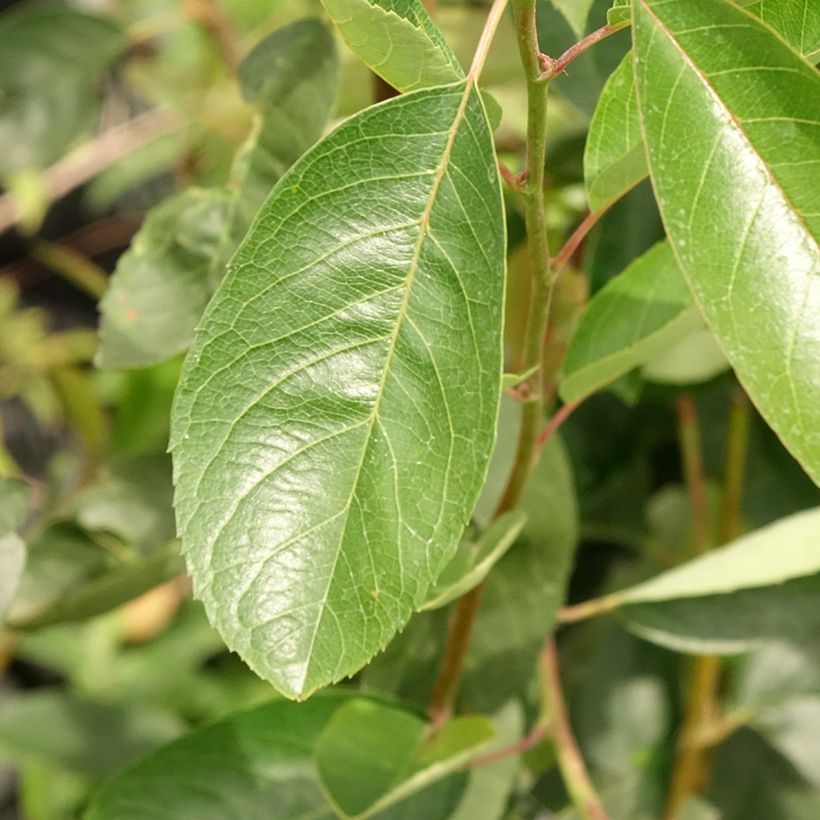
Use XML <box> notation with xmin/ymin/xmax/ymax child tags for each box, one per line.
<box><xmin>321</xmin><ymin>0</ymin><xmax>463</xmax><ymax>92</ymax></box>
<box><xmin>0</xmin><ymin>690</ymin><xmax>182</xmax><ymax>777</ymax></box>
<box><xmin>86</xmin><ymin>692</ymin><xmax>480</xmax><ymax>820</ymax></box>
<box><xmin>632</xmin><ymin>0</ymin><xmax>820</xmax><ymax>483</ymax></box>
<box><xmin>213</xmin><ymin>19</ymin><xmax>339</xmax><ymax>275</ymax></box>
<box><xmin>171</xmin><ymin>81</ymin><xmax>505</xmax><ymax>700</ymax></box>
<box><xmin>96</xmin><ymin>189</ymin><xmax>230</xmax><ymax>369</ymax></box>
<box><xmin>0</xmin><ymin>6</ymin><xmax>124</xmax><ymax>178</ymax></box>
<box><xmin>314</xmin><ymin>699</ymin><xmax>493</xmax><ymax>817</ymax></box>
<box><xmin>560</xmin><ymin>242</ymin><xmax>702</xmax><ymax>404</ymax></box>
<box><xmin>420</xmin><ymin>511</ymin><xmax>527</xmax><ymax>611</ymax></box>
<box><xmin>584</xmin><ymin>52</ymin><xmax>647</xmax><ymax>211</ymax></box>
<box><xmin>549</xmin><ymin>0</ymin><xmax>596</xmax><ymax>38</ymax></box>
<box><xmin>745</xmin><ymin>0</ymin><xmax>820</xmax><ymax>62</ymax></box>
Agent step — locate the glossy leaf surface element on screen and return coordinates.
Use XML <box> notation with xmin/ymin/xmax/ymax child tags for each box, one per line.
<box><xmin>171</xmin><ymin>82</ymin><xmax>505</xmax><ymax>699</ymax></box>
<box><xmin>321</xmin><ymin>0</ymin><xmax>463</xmax><ymax>92</ymax></box>
<box><xmin>314</xmin><ymin>700</ymin><xmax>493</xmax><ymax>817</ymax></box>
<box><xmin>584</xmin><ymin>51</ymin><xmax>647</xmax><ymax>211</ymax></box>
<box><xmin>214</xmin><ymin>19</ymin><xmax>339</xmax><ymax>273</ymax></box>
<box><xmin>97</xmin><ymin>190</ymin><xmax>229</xmax><ymax>369</ymax></box>
<box><xmin>560</xmin><ymin>242</ymin><xmax>701</xmax><ymax>404</ymax></box>
<box><xmin>633</xmin><ymin>0</ymin><xmax>820</xmax><ymax>483</ymax></box>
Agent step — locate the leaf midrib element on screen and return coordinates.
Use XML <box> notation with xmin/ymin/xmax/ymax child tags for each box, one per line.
<box><xmin>299</xmin><ymin>78</ymin><xmax>482</xmax><ymax>694</ymax></box>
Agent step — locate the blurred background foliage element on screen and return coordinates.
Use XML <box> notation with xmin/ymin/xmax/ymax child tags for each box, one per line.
<box><xmin>0</xmin><ymin>0</ymin><xmax>818</xmax><ymax>818</ymax></box>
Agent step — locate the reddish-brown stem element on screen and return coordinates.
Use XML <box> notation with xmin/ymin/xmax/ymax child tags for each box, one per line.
<box><xmin>469</xmin><ymin>723</ymin><xmax>548</xmax><ymax>768</ymax></box>
<box><xmin>551</xmin><ymin>203</ymin><xmax>613</xmax><ymax>273</ymax></box>
<box><xmin>536</xmin><ymin>401</ymin><xmax>579</xmax><ymax>449</ymax></box>
<box><xmin>499</xmin><ymin>160</ymin><xmax>527</xmax><ymax>190</ymax></box>
<box><xmin>542</xmin><ymin>639</ymin><xmax>611</xmax><ymax>820</ymax></box>
<box><xmin>543</xmin><ymin>21</ymin><xmax>630</xmax><ymax>80</ymax></box>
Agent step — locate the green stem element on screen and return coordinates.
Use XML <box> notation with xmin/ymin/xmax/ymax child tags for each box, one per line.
<box><xmin>29</xmin><ymin>241</ymin><xmax>108</xmax><ymax>300</ymax></box>
<box><xmin>427</xmin><ymin>0</ymin><xmax>551</xmax><ymax>722</ymax></box>
<box><xmin>718</xmin><ymin>389</ymin><xmax>750</xmax><ymax>544</ymax></box>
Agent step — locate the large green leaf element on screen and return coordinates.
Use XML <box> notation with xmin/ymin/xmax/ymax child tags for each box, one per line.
<box><xmin>0</xmin><ymin>6</ymin><xmax>124</xmax><ymax>178</ymax></box>
<box><xmin>321</xmin><ymin>0</ymin><xmax>463</xmax><ymax>92</ymax></box>
<box><xmin>745</xmin><ymin>0</ymin><xmax>820</xmax><ymax>62</ymax></box>
<box><xmin>584</xmin><ymin>51</ymin><xmax>647</xmax><ymax>211</ymax></box>
<box><xmin>171</xmin><ymin>81</ymin><xmax>505</xmax><ymax>699</ymax></box>
<box><xmin>632</xmin><ymin>0</ymin><xmax>820</xmax><ymax>483</ymax></box>
<box><xmin>560</xmin><ymin>242</ymin><xmax>701</xmax><ymax>404</ymax></box>
<box><xmin>213</xmin><ymin>19</ymin><xmax>339</xmax><ymax>275</ymax></box>
<box><xmin>96</xmin><ymin>189</ymin><xmax>230</xmax><ymax>369</ymax></box>
<box><xmin>86</xmin><ymin>692</ymin><xmax>481</xmax><ymax>820</ymax></box>
<box><xmin>314</xmin><ymin>700</ymin><xmax>493</xmax><ymax>817</ymax></box>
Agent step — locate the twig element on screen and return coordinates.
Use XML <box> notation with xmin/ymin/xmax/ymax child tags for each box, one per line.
<box><xmin>0</xmin><ymin>108</ymin><xmax>183</xmax><ymax>236</ymax></box>
<box><xmin>541</xmin><ymin>21</ymin><xmax>630</xmax><ymax>80</ymax></box>
<box><xmin>551</xmin><ymin>203</ymin><xmax>612</xmax><ymax>274</ymax></box>
<box><xmin>29</xmin><ymin>241</ymin><xmax>108</xmax><ymax>299</ymax></box>
<box><xmin>557</xmin><ymin>592</ymin><xmax>620</xmax><ymax>623</ymax></box>
<box><xmin>675</xmin><ymin>395</ymin><xmax>711</xmax><ymax>556</ymax></box>
<box><xmin>542</xmin><ymin>639</ymin><xmax>610</xmax><ymax>820</ymax></box>
<box><xmin>536</xmin><ymin>400</ymin><xmax>579</xmax><ymax>449</ymax></box>
<box><xmin>469</xmin><ymin>723</ymin><xmax>548</xmax><ymax>768</ymax></box>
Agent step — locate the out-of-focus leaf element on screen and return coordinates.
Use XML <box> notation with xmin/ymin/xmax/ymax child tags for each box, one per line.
<box><xmin>0</xmin><ymin>690</ymin><xmax>182</xmax><ymax>777</ymax></box>
<box><xmin>0</xmin><ymin>7</ymin><xmax>124</xmax><ymax>178</ymax></box>
<box><xmin>751</xmin><ymin>699</ymin><xmax>820</xmax><ymax>788</ymax></box>
<box><xmin>584</xmin><ymin>52</ymin><xmax>646</xmax><ymax>211</ymax></box>
<box><xmin>421</xmin><ymin>511</ymin><xmax>527</xmax><ymax>611</ymax></box>
<box><xmin>549</xmin><ymin>0</ymin><xmax>596</xmax><ymax>38</ymax></box>
<box><xmin>74</xmin><ymin>456</ymin><xmax>175</xmax><ymax>550</ymax></box>
<box><xmin>641</xmin><ymin>324</ymin><xmax>729</xmax><ymax>385</ymax></box>
<box><xmin>321</xmin><ymin>0</ymin><xmax>463</xmax><ymax>92</ymax></box>
<box><xmin>314</xmin><ymin>700</ymin><xmax>493</xmax><ymax>818</ymax></box>
<box><xmin>0</xmin><ymin>475</ymin><xmax>29</xmax><ymax>532</ymax></box>
<box><xmin>0</xmin><ymin>533</ymin><xmax>25</xmax><ymax>618</ymax></box>
<box><xmin>213</xmin><ymin>19</ymin><xmax>339</xmax><ymax>275</ymax></box>
<box><xmin>171</xmin><ymin>81</ymin><xmax>505</xmax><ymax>699</ymax></box>
<box><xmin>633</xmin><ymin>0</ymin><xmax>820</xmax><ymax>483</ymax></box>
<box><xmin>96</xmin><ymin>189</ymin><xmax>229</xmax><ymax>369</ymax></box>
<box><xmin>560</xmin><ymin>242</ymin><xmax>701</xmax><ymax>404</ymax></box>
<box><xmin>745</xmin><ymin>0</ymin><xmax>820</xmax><ymax>61</ymax></box>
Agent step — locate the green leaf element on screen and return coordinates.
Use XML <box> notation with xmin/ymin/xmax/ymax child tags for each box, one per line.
<box><xmin>618</xmin><ymin>507</ymin><xmax>820</xmax><ymax>606</ymax></box>
<box><xmin>0</xmin><ymin>474</ymin><xmax>29</xmax><ymax>533</ymax></box>
<box><xmin>420</xmin><ymin>511</ymin><xmax>527</xmax><ymax>611</ymax></box>
<box><xmin>0</xmin><ymin>7</ymin><xmax>124</xmax><ymax>178</ymax></box>
<box><xmin>501</xmin><ymin>364</ymin><xmax>539</xmax><ymax>391</ymax></box>
<box><xmin>214</xmin><ymin>19</ymin><xmax>339</xmax><ymax>275</ymax></box>
<box><xmin>86</xmin><ymin>692</ymin><xmax>478</xmax><ymax>820</ymax></box>
<box><xmin>321</xmin><ymin>0</ymin><xmax>463</xmax><ymax>92</ymax></box>
<box><xmin>745</xmin><ymin>0</ymin><xmax>820</xmax><ymax>62</ymax></box>
<box><xmin>96</xmin><ymin>189</ymin><xmax>230</xmax><ymax>369</ymax></box>
<box><xmin>584</xmin><ymin>52</ymin><xmax>647</xmax><ymax>212</ymax></box>
<box><xmin>560</xmin><ymin>242</ymin><xmax>702</xmax><ymax>404</ymax></box>
<box><xmin>608</xmin><ymin>0</ymin><xmax>631</xmax><ymax>26</ymax></box>
<box><xmin>550</xmin><ymin>0</ymin><xmax>596</xmax><ymax>38</ymax></box>
<box><xmin>641</xmin><ymin>323</ymin><xmax>729</xmax><ymax>385</ymax></box>
<box><xmin>171</xmin><ymin>81</ymin><xmax>504</xmax><ymax>699</ymax></box>
<box><xmin>314</xmin><ymin>700</ymin><xmax>493</xmax><ymax>818</ymax></box>
<box><xmin>632</xmin><ymin>0</ymin><xmax>820</xmax><ymax>484</ymax></box>
<box><xmin>0</xmin><ymin>690</ymin><xmax>182</xmax><ymax>777</ymax></box>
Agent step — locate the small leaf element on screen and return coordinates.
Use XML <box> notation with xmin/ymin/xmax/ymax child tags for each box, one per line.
<box><xmin>171</xmin><ymin>81</ymin><xmax>505</xmax><ymax>699</ymax></box>
<box><xmin>420</xmin><ymin>511</ymin><xmax>527</xmax><ymax>611</ymax></box>
<box><xmin>584</xmin><ymin>52</ymin><xmax>647</xmax><ymax>212</ymax></box>
<box><xmin>214</xmin><ymin>19</ymin><xmax>339</xmax><ymax>275</ymax></box>
<box><xmin>744</xmin><ymin>0</ymin><xmax>820</xmax><ymax>61</ymax></box>
<box><xmin>501</xmin><ymin>364</ymin><xmax>539</xmax><ymax>391</ymax></box>
<box><xmin>633</xmin><ymin>0</ymin><xmax>820</xmax><ymax>483</ymax></box>
<box><xmin>560</xmin><ymin>242</ymin><xmax>702</xmax><ymax>404</ymax></box>
<box><xmin>608</xmin><ymin>0</ymin><xmax>631</xmax><ymax>26</ymax></box>
<box><xmin>314</xmin><ymin>700</ymin><xmax>493</xmax><ymax>818</ymax></box>
<box><xmin>549</xmin><ymin>0</ymin><xmax>596</xmax><ymax>39</ymax></box>
<box><xmin>96</xmin><ymin>189</ymin><xmax>230</xmax><ymax>369</ymax></box>
<box><xmin>321</xmin><ymin>0</ymin><xmax>463</xmax><ymax>92</ymax></box>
